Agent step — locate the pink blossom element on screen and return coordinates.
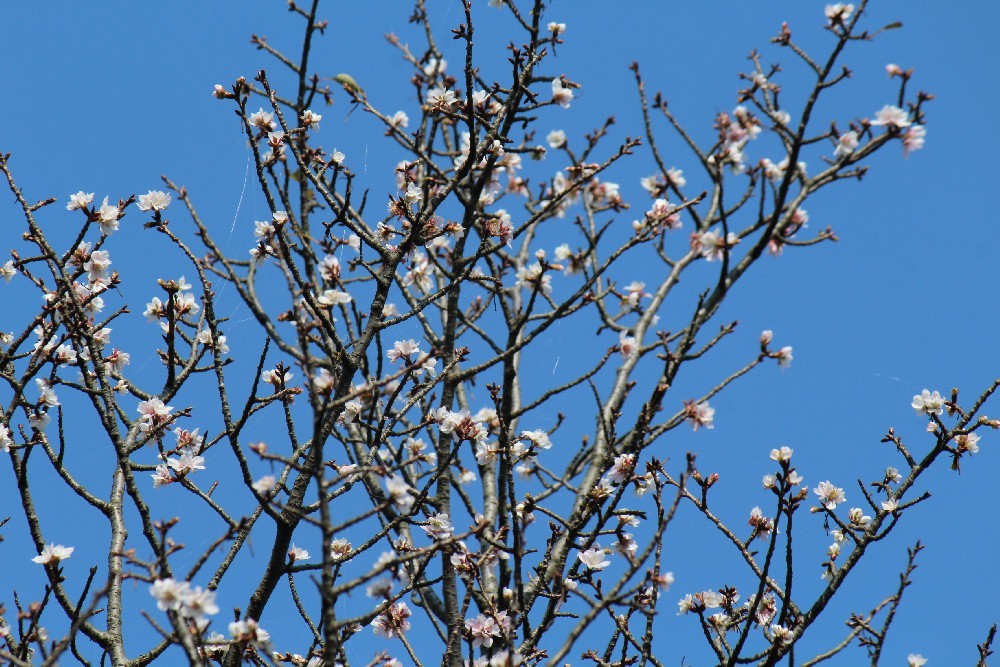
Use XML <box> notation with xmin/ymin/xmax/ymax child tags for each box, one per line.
<box><xmin>871</xmin><ymin>105</ymin><xmax>911</xmax><ymax>128</ymax></box>
<box><xmin>389</xmin><ymin>110</ymin><xmax>409</xmax><ymax>129</ymax></box>
<box><xmin>520</xmin><ymin>428</ymin><xmax>552</xmax><ymax>450</ymax></box>
<box><xmin>691</xmin><ymin>229</ymin><xmax>739</xmax><ymax>262</ymax></box>
<box><xmin>824</xmin><ymin>4</ymin><xmax>854</xmax><ymax>24</ymax></box>
<box><xmin>684</xmin><ymin>401</ymin><xmax>715</xmax><ymax>431</ymax></box>
<box><xmin>485</xmin><ymin>210</ymin><xmax>514</xmax><ymax>246</ymax></box>
<box><xmin>911</xmin><ymin>389</ymin><xmax>944</xmax><ymax>416</ymax></box>
<box><xmin>137</xmin><ymin>397</ymin><xmax>173</xmax><ymax>433</ymax></box>
<box><xmin>834</xmin><ymin>130</ymin><xmax>859</xmax><ymax>159</ymax></box>
<box><xmin>426</xmin><ymin>87</ymin><xmax>458</xmax><ymax>112</ymax></box>
<box><xmin>288</xmin><ymin>545</ymin><xmax>311</xmax><ymax>561</ymax></box>
<box><xmin>607</xmin><ymin>453</ymin><xmax>635</xmax><ymax>484</ymax></box>
<box><xmin>465</xmin><ymin>613</ymin><xmax>501</xmax><ymax>648</ymax></box>
<box><xmin>300</xmin><ymin>109</ymin><xmax>322</xmax><ymax>129</ymax></box>
<box><xmin>371</xmin><ymin>601</ymin><xmax>412</xmax><ymax>639</ymax></box>
<box><xmin>902</xmin><ymin>125</ymin><xmax>926</xmax><ymax>157</ymax></box>
<box><xmin>149</xmin><ymin>578</ymin><xmax>189</xmax><ymax>611</ymax></box>
<box><xmin>422</xmin><ymin>513</ymin><xmax>454</xmax><ymax>540</ymax></box>
<box><xmin>136</xmin><ymin>190</ymin><xmax>171</xmax><ymax>212</ymax></box>
<box><xmin>248</xmin><ymin>108</ymin><xmax>276</xmax><ymax>131</ymax></box>
<box><xmin>578</xmin><ymin>545</ymin><xmax>611</xmax><ymax>570</ymax></box>
<box><xmin>229</xmin><ymin>618</ymin><xmax>270</xmax><ymax>645</ymax></box>
<box><xmin>814</xmin><ymin>480</ymin><xmax>846</xmax><ymax>510</ymax></box>
<box><xmin>97</xmin><ymin>197</ymin><xmax>121</xmax><ymax>235</ymax></box>
<box><xmin>769</xmin><ymin>446</ymin><xmax>793</xmax><ymax>463</ymax></box>
<box><xmin>618</xmin><ymin>331</ymin><xmax>638</xmax><ymax>358</ymax></box>
<box><xmin>387</xmin><ymin>339</ymin><xmax>420</xmax><ymax>363</ymax></box>
<box><xmin>166</xmin><ymin>448</ymin><xmax>205</xmax><ymax>476</ymax></box>
<box><xmin>551</xmin><ymin>78</ymin><xmax>574</xmax><ymax>108</ymax></box>
<box><xmin>66</xmin><ymin>191</ymin><xmax>94</xmax><ymax>211</ymax></box>
<box><xmin>775</xmin><ymin>346</ymin><xmax>794</xmax><ymax>368</ymax></box>
<box><xmin>0</xmin><ymin>423</ymin><xmax>12</xmax><ymax>452</ymax></box>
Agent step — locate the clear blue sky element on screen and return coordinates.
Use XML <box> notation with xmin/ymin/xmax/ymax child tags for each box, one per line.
<box><xmin>1</xmin><ymin>1</ymin><xmax>997</xmax><ymax>664</ymax></box>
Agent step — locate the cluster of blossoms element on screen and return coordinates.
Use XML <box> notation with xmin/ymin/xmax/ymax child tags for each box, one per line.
<box><xmin>385</xmin><ymin>474</ymin><xmax>415</xmax><ymax>510</ymax></box>
<box><xmin>465</xmin><ymin>611</ymin><xmax>512</xmax><ymax>649</ymax></box>
<box><xmin>538</xmin><ymin>170</ymin><xmax>582</xmax><ymax>219</ymax></box>
<box><xmin>709</xmin><ymin>106</ymin><xmax>763</xmax><ymax>173</ymax></box>
<box><xmin>678</xmin><ymin>587</ymin><xmax>793</xmax><ymax>646</ymax></box>
<box><xmin>195</xmin><ymin>328</ymin><xmax>230</xmax><ymax>355</ymax></box>
<box><xmin>767</xmin><ymin>202</ymin><xmax>809</xmax><ymax>257</ymax></box>
<box><xmin>871</xmin><ymin>104</ymin><xmax>925</xmax><ymax>157</ymax></box>
<box><xmin>449</xmin><ymin>542</ymin><xmax>510</xmax><ymax>583</ymax></box>
<box><xmin>606</xmin><ymin>453</ymin><xmax>636</xmax><ymax>485</ymax></box>
<box><xmin>251</xmin><ymin>210</ymin><xmax>290</xmax><ymax>260</ymax></box>
<box><xmin>760</xmin><ymin>156</ymin><xmax>807</xmax><ymax>184</ymax></box>
<box><xmin>619</xmin><ymin>281</ymin><xmax>650</xmax><ymax>310</ymax></box>
<box><xmin>677</xmin><ymin>589</ymin><xmax>726</xmax><ymax>615</ymax></box>
<box><xmin>68</xmin><ymin>241</ymin><xmax>113</xmax><ymax>288</ymax></box>
<box><xmin>137</xmin><ymin>189</ymin><xmax>172</xmax><ymax>213</ymax></box>
<box><xmin>584</xmin><ymin>177</ymin><xmax>622</xmax><ymax>209</ymax></box>
<box><xmin>143</xmin><ymin>276</ymin><xmax>200</xmax><ymax>330</ymax></box>
<box><xmin>371</xmin><ymin>601</ymin><xmax>412</xmax><ymax>639</ymax></box>
<box><xmin>633</xmin><ymin>197</ymin><xmax>682</xmax><ymax>236</ymax></box>
<box><xmin>7</xmin><ymin>7</ymin><xmax>944</xmax><ymax>663</ymax></box>
<box><xmin>690</xmin><ymin>227</ymin><xmax>740</xmax><ymax>262</ymax></box>
<box><xmin>813</xmin><ymin>480</ymin><xmax>846</xmax><ymax>511</ymax></box>
<box><xmin>66</xmin><ymin>191</ymin><xmax>123</xmax><ymax>235</ymax></box>
<box><xmin>151</xmin><ymin>428</ymin><xmax>207</xmax><ymax>487</ymax></box>
<box><xmin>245</xmin><ymin>105</ymin><xmax>326</xmax><ymax>165</ymax></box>
<box><xmin>426</xmin><ymin>86</ymin><xmax>459</xmax><ymax>113</ymax></box>
<box><xmin>763</xmin><ymin>446</ymin><xmax>804</xmax><ymax>490</ymax></box>
<box><xmin>640</xmin><ymin>167</ymin><xmax>686</xmax><ymax>198</ymax></box>
<box><xmin>475</xmin><ymin>427</ymin><xmax>554</xmax><ymax>468</ymax></box>
<box><xmin>29</xmin><ymin>239</ymin><xmax>128</xmax><ymax>384</ymax></box>
<box><xmin>433</xmin><ymin>407</ymin><xmax>490</xmax><ymax>445</ymax></box>
<box><xmin>400</xmin><ymin>250</ymin><xmax>434</xmax><ymax>292</ymax></box>
<box><xmin>338</xmin><ymin>378</ymin><xmax>389</xmax><ymax>425</ymax></box>
<box><xmin>136</xmin><ymin>397</ymin><xmax>174</xmax><ymax>434</ymax></box>
<box><xmin>402</xmin><ymin>436</ymin><xmax>440</xmax><ymax>470</ymax></box>
<box><xmin>747</xmin><ymin>506</ymin><xmax>775</xmax><ymax>541</ymax></box>
<box><xmin>514</xmin><ymin>261</ymin><xmax>552</xmax><ymax>295</ymax></box>
<box><xmin>262</xmin><ymin>365</ymin><xmax>294</xmax><ymax>388</ymax></box>
<box><xmin>149</xmin><ymin>578</ymin><xmax>219</xmax><ymax>622</ymax></box>
<box><xmin>386</xmin><ymin>339</ymin><xmax>438</xmax><ymax>375</ymax></box>
<box><xmin>910</xmin><ymin>388</ymin><xmax>987</xmax><ymax>469</ymax></box>
<box><xmin>466</xmin><ymin>651</ymin><xmax>522</xmax><ymax>667</ymax></box>
<box><xmin>0</xmin><ymin>422</ymin><xmax>12</xmax><ymax>453</ymax></box>
<box><xmin>761</xmin><ymin>330</ymin><xmax>794</xmax><ymax>368</ymax></box>
<box><xmin>229</xmin><ymin>618</ymin><xmax>271</xmax><ymax>647</ymax></box>
<box><xmin>19</xmin><ymin>378</ymin><xmax>54</xmax><ymax>432</ymax></box>
<box><xmin>448</xmin><ymin>130</ymin><xmax>525</xmax><ymax>207</ymax></box>
<box><xmin>421</xmin><ymin>512</ymin><xmax>454</xmax><ymax>540</ymax></box>
<box><xmin>484</xmin><ymin>209</ymin><xmax>514</xmax><ymax>246</ymax></box>
<box><xmin>911</xmin><ymin>389</ymin><xmax>945</xmax><ymax>416</ymax></box>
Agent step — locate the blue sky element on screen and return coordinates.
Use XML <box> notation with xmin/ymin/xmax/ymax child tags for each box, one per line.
<box><xmin>1</xmin><ymin>1</ymin><xmax>998</xmax><ymax>664</ymax></box>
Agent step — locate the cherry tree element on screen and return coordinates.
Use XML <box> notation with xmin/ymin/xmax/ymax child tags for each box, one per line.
<box><xmin>0</xmin><ymin>1</ymin><xmax>995</xmax><ymax>666</ymax></box>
